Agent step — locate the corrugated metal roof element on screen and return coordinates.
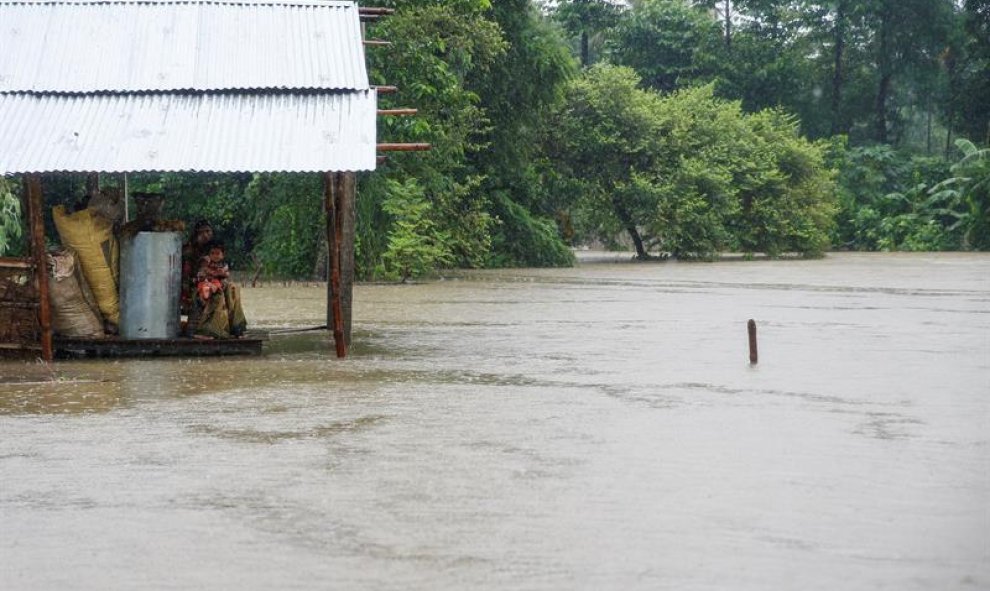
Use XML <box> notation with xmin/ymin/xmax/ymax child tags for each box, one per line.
<box><xmin>0</xmin><ymin>0</ymin><xmax>369</xmax><ymax>93</ymax></box>
<box><xmin>0</xmin><ymin>91</ymin><xmax>378</xmax><ymax>173</ymax></box>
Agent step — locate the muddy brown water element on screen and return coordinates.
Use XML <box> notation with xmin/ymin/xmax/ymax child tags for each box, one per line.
<box><xmin>2</xmin><ymin>252</ymin><xmax>988</xmax><ymax>590</ymax></box>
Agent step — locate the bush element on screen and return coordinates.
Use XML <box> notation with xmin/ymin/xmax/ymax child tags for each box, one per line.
<box><xmin>834</xmin><ymin>140</ymin><xmax>989</xmax><ymax>251</ymax></box>
<box><xmin>489</xmin><ymin>192</ymin><xmax>575</xmax><ymax>268</ymax></box>
<box><xmin>379</xmin><ymin>178</ymin><xmax>454</xmax><ymax>282</ymax></box>
<box><xmin>0</xmin><ymin>177</ymin><xmax>23</xmax><ymax>256</ymax></box>
<box><xmin>931</xmin><ymin>139</ymin><xmax>990</xmax><ymax>250</ymax></box>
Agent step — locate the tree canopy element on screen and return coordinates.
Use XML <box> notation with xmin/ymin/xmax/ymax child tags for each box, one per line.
<box><xmin>3</xmin><ymin>0</ymin><xmax>987</xmax><ymax>268</ymax></box>
<box><xmin>546</xmin><ymin>65</ymin><xmax>836</xmax><ymax>259</ymax></box>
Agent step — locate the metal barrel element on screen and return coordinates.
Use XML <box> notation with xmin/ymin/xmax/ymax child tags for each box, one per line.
<box><xmin>119</xmin><ymin>232</ymin><xmax>182</xmax><ymax>339</ymax></box>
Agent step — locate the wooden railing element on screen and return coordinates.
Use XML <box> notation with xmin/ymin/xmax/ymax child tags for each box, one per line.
<box><xmin>0</xmin><ymin>258</ymin><xmax>42</xmax><ymax>355</ymax></box>
<box><xmin>1</xmin><ymin>175</ymin><xmax>52</xmax><ymax>360</ymax></box>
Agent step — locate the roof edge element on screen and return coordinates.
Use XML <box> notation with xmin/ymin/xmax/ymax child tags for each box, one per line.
<box><xmin>0</xmin><ymin>0</ymin><xmax>357</xmax><ymax>7</ymax></box>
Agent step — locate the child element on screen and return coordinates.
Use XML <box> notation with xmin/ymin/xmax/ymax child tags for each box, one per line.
<box><xmin>196</xmin><ymin>240</ymin><xmax>229</xmax><ymax>303</ymax></box>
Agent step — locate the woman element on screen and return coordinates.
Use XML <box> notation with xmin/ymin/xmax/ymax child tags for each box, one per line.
<box><xmin>181</xmin><ymin>220</ymin><xmax>247</xmax><ymax>339</ymax></box>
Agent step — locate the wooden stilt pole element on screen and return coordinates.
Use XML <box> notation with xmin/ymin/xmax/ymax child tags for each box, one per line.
<box><xmin>323</xmin><ymin>172</ymin><xmax>336</xmax><ymax>344</ymax></box>
<box><xmin>324</xmin><ymin>172</ymin><xmax>347</xmax><ymax>358</ymax></box>
<box><xmin>24</xmin><ymin>175</ymin><xmax>53</xmax><ymax>362</ymax></box>
<box><xmin>339</xmin><ymin>172</ymin><xmax>356</xmax><ymax>345</ymax></box>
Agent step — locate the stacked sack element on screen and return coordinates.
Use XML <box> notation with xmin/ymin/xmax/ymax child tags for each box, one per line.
<box><xmin>47</xmin><ymin>247</ymin><xmax>104</xmax><ymax>338</ymax></box>
<box><xmin>51</xmin><ymin>188</ymin><xmax>124</xmax><ymax>334</ymax></box>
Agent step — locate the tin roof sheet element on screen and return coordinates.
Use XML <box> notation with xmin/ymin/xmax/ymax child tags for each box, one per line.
<box><xmin>0</xmin><ymin>0</ymin><xmax>369</xmax><ymax>93</ymax></box>
<box><xmin>0</xmin><ymin>91</ymin><xmax>378</xmax><ymax>173</ymax></box>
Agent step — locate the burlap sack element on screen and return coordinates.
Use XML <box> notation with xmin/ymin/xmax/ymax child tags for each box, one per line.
<box><xmin>52</xmin><ymin>205</ymin><xmax>120</xmax><ymax>325</ymax></box>
<box><xmin>47</xmin><ymin>247</ymin><xmax>104</xmax><ymax>338</ymax></box>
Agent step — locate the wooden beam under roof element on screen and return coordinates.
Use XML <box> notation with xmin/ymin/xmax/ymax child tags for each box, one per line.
<box><xmin>377</xmin><ymin>143</ymin><xmax>432</xmax><ymax>152</ymax></box>
<box><xmin>378</xmin><ymin>108</ymin><xmax>418</xmax><ymax>116</ymax></box>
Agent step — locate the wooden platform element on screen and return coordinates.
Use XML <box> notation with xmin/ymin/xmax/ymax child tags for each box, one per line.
<box><xmin>55</xmin><ymin>335</ymin><xmax>264</xmax><ymax>358</ymax></box>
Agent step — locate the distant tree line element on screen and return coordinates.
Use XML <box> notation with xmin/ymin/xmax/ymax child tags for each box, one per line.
<box><xmin>545</xmin><ymin>0</ymin><xmax>989</xmax><ymax>255</ymax></box>
<box><xmin>3</xmin><ymin>0</ymin><xmax>987</xmax><ymax>275</ymax></box>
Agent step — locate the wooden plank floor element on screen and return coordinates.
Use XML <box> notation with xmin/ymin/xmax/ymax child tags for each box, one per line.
<box><xmin>55</xmin><ymin>335</ymin><xmax>264</xmax><ymax>358</ymax></box>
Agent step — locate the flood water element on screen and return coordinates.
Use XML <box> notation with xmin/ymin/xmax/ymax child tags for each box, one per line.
<box><xmin>2</xmin><ymin>252</ymin><xmax>988</xmax><ymax>590</ymax></box>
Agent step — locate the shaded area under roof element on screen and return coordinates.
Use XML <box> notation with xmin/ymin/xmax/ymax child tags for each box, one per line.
<box><xmin>0</xmin><ymin>0</ymin><xmax>369</xmax><ymax>93</ymax></box>
<box><xmin>0</xmin><ymin>91</ymin><xmax>378</xmax><ymax>174</ymax></box>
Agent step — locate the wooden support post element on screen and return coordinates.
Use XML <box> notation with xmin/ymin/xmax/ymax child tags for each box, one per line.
<box><xmin>324</xmin><ymin>172</ymin><xmax>347</xmax><ymax>358</ymax></box>
<box><xmin>24</xmin><ymin>175</ymin><xmax>52</xmax><ymax>362</ymax></box>
<box><xmin>338</xmin><ymin>172</ymin><xmax>356</xmax><ymax>346</ymax></box>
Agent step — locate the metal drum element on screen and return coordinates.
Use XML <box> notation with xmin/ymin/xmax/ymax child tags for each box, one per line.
<box><xmin>119</xmin><ymin>232</ymin><xmax>182</xmax><ymax>339</ymax></box>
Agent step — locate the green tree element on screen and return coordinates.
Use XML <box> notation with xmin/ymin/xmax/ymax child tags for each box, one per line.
<box><xmin>708</xmin><ymin>12</ymin><xmax>822</xmax><ymax>134</ymax></box>
<box><xmin>553</xmin><ymin>0</ymin><xmax>622</xmax><ymax>67</ymax></box>
<box><xmin>692</xmin><ymin>0</ymin><xmax>735</xmax><ymax>49</ymax></box>
<box><xmin>949</xmin><ymin>0</ymin><xmax>990</xmax><ymax>146</ymax></box>
<box><xmin>546</xmin><ymin>65</ymin><xmax>836</xmax><ymax>259</ymax></box>
<box><xmin>861</xmin><ymin>0</ymin><xmax>957</xmax><ymax>144</ymax></box>
<box><xmin>466</xmin><ymin>0</ymin><xmax>577</xmax><ymax>268</ymax></box>
<box><xmin>241</xmin><ymin>174</ymin><xmax>324</xmax><ymax>279</ymax></box>
<box><xmin>733</xmin><ymin>109</ymin><xmax>837</xmax><ymax>256</ymax></box>
<box><xmin>380</xmin><ymin>178</ymin><xmax>454</xmax><ymax>281</ymax></box>
<box><xmin>360</xmin><ymin>1</ymin><xmax>506</xmax><ymax>278</ymax></box>
<box><xmin>544</xmin><ymin>65</ymin><xmax>666</xmax><ymax>258</ymax></box>
<box><xmin>607</xmin><ymin>0</ymin><xmax>720</xmax><ymax>93</ymax></box>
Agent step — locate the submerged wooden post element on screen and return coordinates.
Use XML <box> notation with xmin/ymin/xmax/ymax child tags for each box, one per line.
<box><xmin>748</xmin><ymin>319</ymin><xmax>758</xmax><ymax>365</ymax></box>
<box><xmin>324</xmin><ymin>172</ymin><xmax>347</xmax><ymax>358</ymax></box>
<box><xmin>324</xmin><ymin>172</ymin><xmax>356</xmax><ymax>358</ymax></box>
<box><xmin>24</xmin><ymin>174</ymin><xmax>53</xmax><ymax>362</ymax></box>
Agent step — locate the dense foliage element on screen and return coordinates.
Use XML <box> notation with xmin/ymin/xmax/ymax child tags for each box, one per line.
<box><xmin>834</xmin><ymin>139</ymin><xmax>990</xmax><ymax>251</ymax></box>
<box><xmin>0</xmin><ymin>177</ymin><xmax>23</xmax><ymax>256</ymax></box>
<box><xmin>3</xmin><ymin>0</ymin><xmax>988</xmax><ymax>277</ymax></box>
